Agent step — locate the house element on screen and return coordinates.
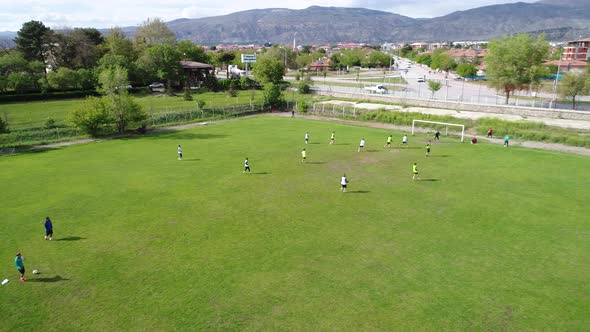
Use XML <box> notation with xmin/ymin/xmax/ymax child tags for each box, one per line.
<box><xmin>543</xmin><ymin>60</ymin><xmax>588</xmax><ymax>73</ymax></box>
<box><xmin>180</xmin><ymin>61</ymin><xmax>215</xmax><ymax>87</ymax></box>
<box><xmin>444</xmin><ymin>49</ymin><xmax>488</xmax><ymax>63</ymax></box>
<box><xmin>562</xmin><ymin>38</ymin><xmax>590</xmax><ymax>62</ymax></box>
<box><xmin>308</xmin><ymin>59</ymin><xmax>332</xmax><ymax>72</ymax></box>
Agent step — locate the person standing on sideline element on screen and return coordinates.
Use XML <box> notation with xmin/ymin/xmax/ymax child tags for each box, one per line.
<box><xmin>291</xmin><ymin>110</ymin><xmax>295</xmax><ymax>117</ymax></box>
<box><xmin>412</xmin><ymin>162</ymin><xmax>419</xmax><ymax>181</ymax></box>
<box><xmin>177</xmin><ymin>145</ymin><xmax>183</xmax><ymax>160</ymax></box>
<box><xmin>243</xmin><ymin>158</ymin><xmax>251</xmax><ymax>174</ymax></box>
<box><xmin>434</xmin><ymin>130</ymin><xmax>440</xmax><ymax>141</ymax></box>
<box><xmin>15</xmin><ymin>253</ymin><xmax>25</xmax><ymax>282</ymax></box>
<box><xmin>305</xmin><ymin>132</ymin><xmax>309</xmax><ymax>145</ymax></box>
<box><xmin>385</xmin><ymin>135</ymin><xmax>393</xmax><ymax>148</ymax></box>
<box><xmin>44</xmin><ymin>216</ymin><xmax>53</xmax><ymax>240</ymax></box>
<box><xmin>504</xmin><ymin>134</ymin><xmax>510</xmax><ymax>147</ymax></box>
<box><xmin>301</xmin><ymin>148</ymin><xmax>307</xmax><ymax>163</ymax></box>
<box><xmin>425</xmin><ymin>142</ymin><xmax>431</xmax><ymax>157</ymax></box>
<box><xmin>487</xmin><ymin>128</ymin><xmax>494</xmax><ymax>138</ymax></box>
<box><xmin>402</xmin><ymin>134</ymin><xmax>408</xmax><ymax>146</ymax></box>
<box><xmin>358</xmin><ymin>138</ymin><xmax>366</xmax><ymax>152</ymax></box>
<box><xmin>330</xmin><ymin>131</ymin><xmax>335</xmax><ymax>145</ymax></box>
<box><xmin>340</xmin><ymin>174</ymin><xmax>349</xmax><ymax>192</ymax></box>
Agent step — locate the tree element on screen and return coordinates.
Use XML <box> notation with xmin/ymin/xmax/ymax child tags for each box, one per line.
<box><xmin>67</xmin><ymin>96</ymin><xmax>111</xmax><ymax>136</ymax></box>
<box><xmin>177</xmin><ymin>40</ymin><xmax>210</xmax><ymax>63</ymax></box>
<box><xmin>0</xmin><ymin>115</ymin><xmax>9</xmax><ymax>134</ymax></box>
<box><xmin>415</xmin><ymin>54</ymin><xmax>432</xmax><ymax>67</ymax></box>
<box><xmin>558</xmin><ymin>71</ymin><xmax>588</xmax><ymax>110</ymax></box>
<box><xmin>14</xmin><ymin>20</ymin><xmax>51</xmax><ymax>62</ymax></box>
<box><xmin>427</xmin><ymin>80</ymin><xmax>443</xmax><ymax>98</ymax></box>
<box><xmin>137</xmin><ymin>44</ymin><xmax>182</xmax><ymax>91</ymax></box>
<box><xmin>47</xmin><ymin>67</ymin><xmax>79</xmax><ymax>90</ymax></box>
<box><xmin>0</xmin><ymin>51</ymin><xmax>29</xmax><ymax>92</ymax></box>
<box><xmin>215</xmin><ymin>51</ymin><xmax>236</xmax><ymax>79</ymax></box>
<box><xmin>50</xmin><ymin>28</ymin><xmax>104</xmax><ymax>69</ymax></box>
<box><xmin>456</xmin><ymin>63</ymin><xmax>477</xmax><ymax>78</ymax></box>
<box><xmin>485</xmin><ymin>33</ymin><xmax>550</xmax><ymax>104</ymax></box>
<box><xmin>262</xmin><ymin>83</ymin><xmax>282</xmax><ymax>108</ymax></box>
<box><xmin>340</xmin><ymin>49</ymin><xmax>363</xmax><ymax>68</ymax></box>
<box><xmin>135</xmin><ymin>18</ymin><xmax>176</xmax><ymax>48</ymax></box>
<box><xmin>97</xmin><ymin>66</ymin><xmax>130</xmax><ymax>95</ymax></box>
<box><xmin>103</xmin><ymin>28</ymin><xmax>136</xmax><ymax>61</ymax></box>
<box><xmin>96</xmin><ymin>66</ymin><xmax>147</xmax><ymax>133</ymax></box>
<box><xmin>252</xmin><ymin>55</ymin><xmax>285</xmax><ymax>85</ymax></box>
<box><xmin>365</xmin><ymin>51</ymin><xmax>391</xmax><ymax>68</ymax></box>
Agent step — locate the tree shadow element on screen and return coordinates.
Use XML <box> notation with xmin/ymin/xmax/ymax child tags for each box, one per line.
<box><xmin>347</xmin><ymin>190</ymin><xmax>371</xmax><ymax>194</ymax></box>
<box><xmin>55</xmin><ymin>236</ymin><xmax>86</xmax><ymax>241</ymax></box>
<box><xmin>29</xmin><ymin>275</ymin><xmax>70</xmax><ymax>283</ymax></box>
<box><xmin>151</xmin><ymin>132</ymin><xmax>229</xmax><ymax>140</ymax></box>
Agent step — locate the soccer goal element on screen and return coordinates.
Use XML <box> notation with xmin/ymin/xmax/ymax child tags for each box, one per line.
<box><xmin>412</xmin><ymin>120</ymin><xmax>465</xmax><ymax>142</ymax></box>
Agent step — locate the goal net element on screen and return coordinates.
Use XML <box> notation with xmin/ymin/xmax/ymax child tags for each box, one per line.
<box><xmin>412</xmin><ymin>120</ymin><xmax>465</xmax><ymax>142</ymax></box>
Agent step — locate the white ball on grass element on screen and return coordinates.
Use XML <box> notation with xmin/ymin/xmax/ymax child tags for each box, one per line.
<box><xmin>32</xmin><ymin>270</ymin><xmax>39</xmax><ymax>275</ymax></box>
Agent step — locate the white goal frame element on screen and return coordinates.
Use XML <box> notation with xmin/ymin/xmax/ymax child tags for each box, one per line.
<box><xmin>412</xmin><ymin>120</ymin><xmax>465</xmax><ymax>142</ymax></box>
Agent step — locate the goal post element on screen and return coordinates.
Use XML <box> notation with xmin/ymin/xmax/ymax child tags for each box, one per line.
<box><xmin>412</xmin><ymin>120</ymin><xmax>465</xmax><ymax>142</ymax></box>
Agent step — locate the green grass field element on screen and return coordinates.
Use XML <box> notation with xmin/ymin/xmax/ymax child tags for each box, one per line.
<box><xmin>0</xmin><ymin>91</ymin><xmax>266</xmax><ymax>130</ymax></box>
<box><xmin>1</xmin><ymin>116</ymin><xmax>589</xmax><ymax>330</ymax></box>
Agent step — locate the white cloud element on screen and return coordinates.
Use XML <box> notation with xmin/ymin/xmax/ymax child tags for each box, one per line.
<box><xmin>0</xmin><ymin>0</ymin><xmax>537</xmax><ymax>31</ymax></box>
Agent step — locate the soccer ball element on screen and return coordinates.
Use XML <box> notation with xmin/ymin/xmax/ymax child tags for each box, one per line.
<box><xmin>32</xmin><ymin>270</ymin><xmax>39</xmax><ymax>275</ymax></box>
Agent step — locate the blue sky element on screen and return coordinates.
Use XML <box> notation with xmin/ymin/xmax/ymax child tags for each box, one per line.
<box><xmin>0</xmin><ymin>0</ymin><xmax>537</xmax><ymax>31</ymax></box>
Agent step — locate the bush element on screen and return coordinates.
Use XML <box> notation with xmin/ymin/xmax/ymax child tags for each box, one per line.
<box><xmin>183</xmin><ymin>87</ymin><xmax>193</xmax><ymax>101</ymax></box>
<box><xmin>263</xmin><ymin>83</ymin><xmax>283</xmax><ymax>107</ymax></box>
<box><xmin>0</xmin><ymin>115</ymin><xmax>9</xmax><ymax>134</ymax></box>
<box><xmin>297</xmin><ymin>81</ymin><xmax>311</xmax><ymax>94</ymax></box>
<box><xmin>297</xmin><ymin>98</ymin><xmax>309</xmax><ymax>113</ymax></box>
<box><xmin>44</xmin><ymin>118</ymin><xmax>57</xmax><ymax>129</ymax></box>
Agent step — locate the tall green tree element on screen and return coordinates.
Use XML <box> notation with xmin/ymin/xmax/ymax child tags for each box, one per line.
<box><xmin>97</xmin><ymin>66</ymin><xmax>147</xmax><ymax>133</ymax></box>
<box><xmin>214</xmin><ymin>51</ymin><xmax>236</xmax><ymax>79</ymax></box>
<box><xmin>137</xmin><ymin>44</ymin><xmax>182</xmax><ymax>90</ymax></box>
<box><xmin>14</xmin><ymin>20</ymin><xmax>51</xmax><ymax>62</ymax></box>
<box><xmin>177</xmin><ymin>40</ymin><xmax>210</xmax><ymax>63</ymax></box>
<box><xmin>134</xmin><ymin>18</ymin><xmax>176</xmax><ymax>49</ymax></box>
<box><xmin>485</xmin><ymin>33</ymin><xmax>550</xmax><ymax>104</ymax></box>
<box><xmin>456</xmin><ymin>63</ymin><xmax>477</xmax><ymax>78</ymax></box>
<box><xmin>558</xmin><ymin>71</ymin><xmax>588</xmax><ymax>110</ymax></box>
<box><xmin>252</xmin><ymin>55</ymin><xmax>285</xmax><ymax>85</ymax></box>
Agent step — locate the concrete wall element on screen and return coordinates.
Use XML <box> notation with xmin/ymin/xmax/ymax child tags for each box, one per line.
<box><xmin>313</xmin><ymin>91</ymin><xmax>590</xmax><ymax>121</ymax></box>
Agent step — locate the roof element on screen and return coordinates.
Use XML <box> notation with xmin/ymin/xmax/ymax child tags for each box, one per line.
<box><xmin>444</xmin><ymin>49</ymin><xmax>488</xmax><ymax>58</ymax></box>
<box><xmin>180</xmin><ymin>61</ymin><xmax>214</xmax><ymax>69</ymax></box>
<box><xmin>567</xmin><ymin>38</ymin><xmax>590</xmax><ymax>43</ymax></box>
<box><xmin>543</xmin><ymin>59</ymin><xmax>588</xmax><ymax>67</ymax></box>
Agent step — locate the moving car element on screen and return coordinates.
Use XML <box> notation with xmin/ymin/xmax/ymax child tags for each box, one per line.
<box><xmin>149</xmin><ymin>82</ymin><xmax>165</xmax><ymax>88</ymax></box>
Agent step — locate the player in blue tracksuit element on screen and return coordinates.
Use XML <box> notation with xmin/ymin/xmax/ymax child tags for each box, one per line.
<box><xmin>44</xmin><ymin>216</ymin><xmax>53</xmax><ymax>240</ymax></box>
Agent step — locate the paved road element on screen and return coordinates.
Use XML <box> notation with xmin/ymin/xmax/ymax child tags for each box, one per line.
<box><xmin>293</xmin><ymin>59</ymin><xmax>590</xmax><ymax>111</ymax></box>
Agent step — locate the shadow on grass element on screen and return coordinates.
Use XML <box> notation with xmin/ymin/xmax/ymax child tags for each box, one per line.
<box><xmin>149</xmin><ymin>131</ymin><xmax>229</xmax><ymax>140</ymax></box>
<box><xmin>420</xmin><ymin>179</ymin><xmax>440</xmax><ymax>182</ymax></box>
<box><xmin>399</xmin><ymin>146</ymin><xmax>421</xmax><ymax>149</ymax></box>
<box><xmin>365</xmin><ymin>149</ymin><xmax>380</xmax><ymax>152</ymax></box>
<box><xmin>430</xmin><ymin>155</ymin><xmax>450</xmax><ymax>158</ymax></box>
<box><xmin>347</xmin><ymin>190</ymin><xmax>371</xmax><ymax>194</ymax></box>
<box><xmin>308</xmin><ymin>161</ymin><xmax>325</xmax><ymax>165</ymax></box>
<box><xmin>334</xmin><ymin>143</ymin><xmax>351</xmax><ymax>146</ymax></box>
<box><xmin>55</xmin><ymin>236</ymin><xmax>86</xmax><ymax>241</ymax></box>
<box><xmin>308</xmin><ymin>142</ymin><xmax>321</xmax><ymax>145</ymax></box>
<box><xmin>180</xmin><ymin>158</ymin><xmax>200</xmax><ymax>162</ymax></box>
<box><xmin>29</xmin><ymin>275</ymin><xmax>70</xmax><ymax>283</ymax></box>
<box><xmin>252</xmin><ymin>172</ymin><xmax>270</xmax><ymax>175</ymax></box>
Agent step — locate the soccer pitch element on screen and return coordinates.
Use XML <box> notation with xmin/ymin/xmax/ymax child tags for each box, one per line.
<box><xmin>1</xmin><ymin>116</ymin><xmax>589</xmax><ymax>330</ymax></box>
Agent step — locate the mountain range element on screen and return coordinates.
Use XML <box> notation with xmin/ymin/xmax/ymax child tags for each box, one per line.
<box><xmin>167</xmin><ymin>0</ymin><xmax>590</xmax><ymax>44</ymax></box>
<box><xmin>1</xmin><ymin>0</ymin><xmax>589</xmax><ymax>47</ymax></box>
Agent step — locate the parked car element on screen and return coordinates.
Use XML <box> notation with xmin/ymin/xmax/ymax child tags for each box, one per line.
<box><xmin>149</xmin><ymin>82</ymin><xmax>165</xmax><ymax>88</ymax></box>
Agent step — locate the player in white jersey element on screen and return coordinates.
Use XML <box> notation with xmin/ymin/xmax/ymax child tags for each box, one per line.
<box><xmin>340</xmin><ymin>174</ymin><xmax>349</xmax><ymax>192</ymax></box>
<box><xmin>243</xmin><ymin>158</ymin><xmax>251</xmax><ymax>174</ymax></box>
<box><xmin>177</xmin><ymin>145</ymin><xmax>183</xmax><ymax>160</ymax></box>
<box><xmin>358</xmin><ymin>138</ymin><xmax>366</xmax><ymax>152</ymax></box>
